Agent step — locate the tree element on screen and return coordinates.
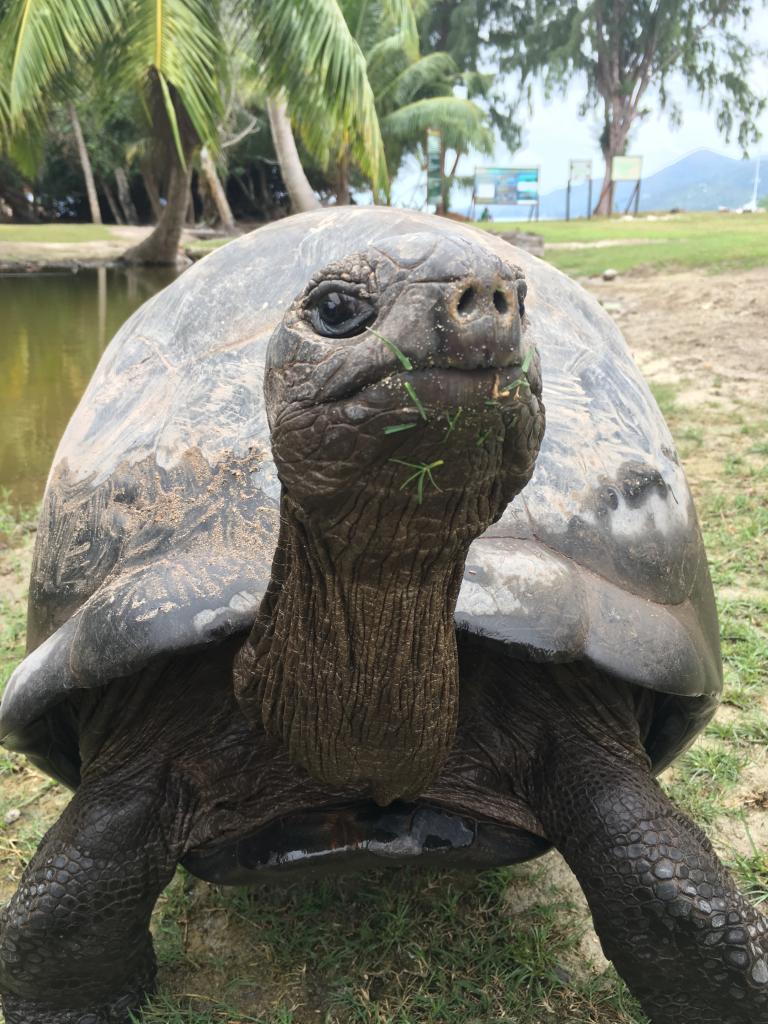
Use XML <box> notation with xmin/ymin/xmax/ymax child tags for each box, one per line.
<box><xmin>250</xmin><ymin>0</ymin><xmax>416</xmax><ymax>211</ymax></box>
<box><xmin>291</xmin><ymin>0</ymin><xmax>494</xmax><ymax>207</ymax></box>
<box><xmin>419</xmin><ymin>0</ymin><xmax>523</xmax><ymax>155</ymax></box>
<box><xmin>489</xmin><ymin>0</ymin><xmax>766</xmax><ymax>215</ymax></box>
<box><xmin>0</xmin><ymin>0</ymin><xmax>394</xmax><ymax>259</ymax></box>
<box><xmin>374</xmin><ymin>52</ymin><xmax>495</xmax><ymax>210</ymax></box>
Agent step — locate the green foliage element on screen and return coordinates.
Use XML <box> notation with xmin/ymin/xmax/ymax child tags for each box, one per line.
<box><xmin>418</xmin><ymin>0</ymin><xmax>523</xmax><ymax>152</ymax></box>
<box><xmin>247</xmin><ymin>0</ymin><xmax>398</xmax><ymax>193</ymax></box>
<box><xmin>0</xmin><ymin>0</ymin><xmax>414</xmax><ymax>213</ymax></box>
<box><xmin>289</xmin><ymin>0</ymin><xmax>492</xmax><ymax>200</ymax></box>
<box><xmin>457</xmin><ymin>1</ymin><xmax>766</xmax><ymax>213</ymax></box>
<box><xmin>0</xmin><ymin>0</ymin><xmax>225</xmax><ymax>169</ymax></box>
<box><xmin>508</xmin><ymin>0</ymin><xmax>765</xmax><ymax>149</ymax></box>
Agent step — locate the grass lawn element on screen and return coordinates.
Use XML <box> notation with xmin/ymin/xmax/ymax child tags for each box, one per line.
<box><xmin>482</xmin><ymin>210</ymin><xmax>768</xmax><ymax>276</ymax></box>
<box><xmin>0</xmin><ymin>223</ymin><xmax>119</xmax><ymax>244</ymax></box>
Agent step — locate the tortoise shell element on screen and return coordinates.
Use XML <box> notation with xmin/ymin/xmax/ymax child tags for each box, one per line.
<box><xmin>0</xmin><ymin>207</ymin><xmax>721</xmax><ymax>787</ymax></box>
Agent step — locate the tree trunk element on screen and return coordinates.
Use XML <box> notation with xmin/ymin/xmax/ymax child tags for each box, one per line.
<box><xmin>141</xmin><ymin>162</ymin><xmax>163</xmax><ymax>221</ymax></box>
<box><xmin>266</xmin><ymin>95</ymin><xmax>320</xmax><ymax>213</ymax></box>
<box><xmin>436</xmin><ymin>135</ymin><xmax>448</xmax><ymax>215</ymax></box>
<box><xmin>69</xmin><ymin>103</ymin><xmax>102</xmax><ymax>225</ymax></box>
<box><xmin>335</xmin><ymin>148</ymin><xmax>351</xmax><ymax>206</ymax></box>
<box><xmin>593</xmin><ymin>89</ymin><xmax>632</xmax><ymax>216</ymax></box>
<box><xmin>121</xmin><ymin>157</ymin><xmax>192</xmax><ymax>265</ymax></box>
<box><xmin>114</xmin><ymin>167</ymin><xmax>138</xmax><ymax>225</ymax></box>
<box><xmin>100</xmin><ymin>178</ymin><xmax>124</xmax><ymax>224</ymax></box>
<box><xmin>200</xmin><ymin>146</ymin><xmax>237</xmax><ymax>232</ymax></box>
<box><xmin>594</xmin><ymin>154</ymin><xmax>614</xmax><ymax>216</ymax></box>
<box><xmin>186</xmin><ymin>183</ymin><xmax>196</xmax><ymax>226</ymax></box>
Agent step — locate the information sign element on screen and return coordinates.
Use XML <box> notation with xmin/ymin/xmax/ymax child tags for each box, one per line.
<box><xmin>567</xmin><ymin>159</ymin><xmax>593</xmax><ymax>220</ymax></box>
<box><xmin>474</xmin><ymin>167</ymin><xmax>539</xmax><ymax>206</ymax></box>
<box><xmin>569</xmin><ymin>159</ymin><xmax>592</xmax><ymax>184</ymax></box>
<box><xmin>611</xmin><ymin>155</ymin><xmax>642</xmax><ymax>182</ymax></box>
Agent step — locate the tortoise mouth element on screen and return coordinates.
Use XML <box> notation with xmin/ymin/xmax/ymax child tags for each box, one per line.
<box><xmin>323</xmin><ymin>363</ymin><xmax>531</xmax><ymax>413</ymax></box>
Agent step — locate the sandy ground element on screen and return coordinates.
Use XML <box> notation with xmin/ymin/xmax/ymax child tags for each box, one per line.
<box><xmin>587</xmin><ymin>266</ymin><xmax>768</xmax><ymax>407</ymax></box>
<box><xmin>0</xmin><ymin>226</ymin><xmax>214</xmax><ymax>268</ymax></box>
<box><xmin>0</xmin><ymin>226</ymin><xmax>152</xmax><ymax>266</ymax></box>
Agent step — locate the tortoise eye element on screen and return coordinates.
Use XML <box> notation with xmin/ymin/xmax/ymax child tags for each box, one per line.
<box><xmin>309</xmin><ymin>291</ymin><xmax>376</xmax><ymax>338</ymax></box>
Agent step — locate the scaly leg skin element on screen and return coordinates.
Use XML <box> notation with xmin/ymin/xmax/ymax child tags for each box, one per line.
<box><xmin>0</xmin><ymin>776</ymin><xmax>182</xmax><ymax>1024</ymax></box>
<box><xmin>537</xmin><ymin>737</ymin><xmax>768</xmax><ymax>1024</ymax></box>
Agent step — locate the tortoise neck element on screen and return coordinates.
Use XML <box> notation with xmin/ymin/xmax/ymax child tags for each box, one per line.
<box><xmin>234</xmin><ymin>498</ymin><xmax>466</xmax><ymax>805</ymax></box>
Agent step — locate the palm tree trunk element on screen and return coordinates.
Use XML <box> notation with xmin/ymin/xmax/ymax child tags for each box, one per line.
<box><xmin>335</xmin><ymin>148</ymin><xmax>351</xmax><ymax>205</ymax></box>
<box><xmin>121</xmin><ymin>157</ymin><xmax>192</xmax><ymax>265</ymax></box>
<box><xmin>142</xmin><ymin>162</ymin><xmax>163</xmax><ymax>221</ymax></box>
<box><xmin>100</xmin><ymin>178</ymin><xmax>124</xmax><ymax>224</ymax></box>
<box><xmin>69</xmin><ymin>103</ymin><xmax>102</xmax><ymax>225</ymax></box>
<box><xmin>200</xmin><ymin>146</ymin><xmax>237</xmax><ymax>233</ymax></box>
<box><xmin>266</xmin><ymin>95</ymin><xmax>320</xmax><ymax>213</ymax></box>
<box><xmin>114</xmin><ymin>167</ymin><xmax>138</xmax><ymax>225</ymax></box>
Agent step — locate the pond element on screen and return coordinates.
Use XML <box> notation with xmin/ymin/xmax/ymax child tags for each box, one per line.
<box><xmin>0</xmin><ymin>267</ymin><xmax>179</xmax><ymax>508</ymax></box>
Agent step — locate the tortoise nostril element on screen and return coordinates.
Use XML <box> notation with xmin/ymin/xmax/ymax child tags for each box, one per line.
<box><xmin>457</xmin><ymin>287</ymin><xmax>477</xmax><ymax>315</ymax></box>
<box><xmin>493</xmin><ymin>290</ymin><xmax>509</xmax><ymax>315</ymax></box>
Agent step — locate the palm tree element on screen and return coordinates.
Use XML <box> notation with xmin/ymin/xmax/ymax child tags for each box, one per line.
<box><xmin>374</xmin><ymin>53</ymin><xmax>495</xmax><ymax>210</ymax></box>
<box><xmin>293</xmin><ymin>1</ymin><xmax>493</xmax><ymax>208</ymax></box>
<box><xmin>0</xmin><ymin>0</ymin><xmax>396</xmax><ymax>262</ymax></box>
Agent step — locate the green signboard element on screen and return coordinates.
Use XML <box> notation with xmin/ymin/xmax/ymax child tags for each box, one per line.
<box><xmin>426</xmin><ymin>130</ymin><xmax>442</xmax><ymax>204</ymax></box>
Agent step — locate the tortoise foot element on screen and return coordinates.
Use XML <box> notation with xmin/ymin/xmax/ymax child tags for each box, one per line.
<box><xmin>1</xmin><ymin>970</ymin><xmax>153</xmax><ymax>1024</ymax></box>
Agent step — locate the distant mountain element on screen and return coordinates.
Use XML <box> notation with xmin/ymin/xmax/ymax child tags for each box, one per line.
<box><xmin>484</xmin><ymin>150</ymin><xmax>767</xmax><ymax>220</ymax></box>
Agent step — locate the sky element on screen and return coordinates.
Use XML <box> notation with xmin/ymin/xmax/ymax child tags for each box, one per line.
<box><xmin>389</xmin><ymin>8</ymin><xmax>768</xmax><ymax>212</ymax></box>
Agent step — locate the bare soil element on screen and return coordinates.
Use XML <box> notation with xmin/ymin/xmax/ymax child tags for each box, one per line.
<box><xmin>587</xmin><ymin>266</ymin><xmax>768</xmax><ymax>408</ymax></box>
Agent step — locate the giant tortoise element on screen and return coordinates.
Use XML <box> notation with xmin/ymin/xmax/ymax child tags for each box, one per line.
<box><xmin>1</xmin><ymin>207</ymin><xmax>766</xmax><ymax>1024</ymax></box>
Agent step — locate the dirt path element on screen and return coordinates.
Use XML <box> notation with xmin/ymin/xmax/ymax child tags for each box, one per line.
<box><xmin>0</xmin><ymin>226</ymin><xmax>153</xmax><ymax>268</ymax></box>
<box><xmin>586</xmin><ymin>266</ymin><xmax>768</xmax><ymax>407</ymax></box>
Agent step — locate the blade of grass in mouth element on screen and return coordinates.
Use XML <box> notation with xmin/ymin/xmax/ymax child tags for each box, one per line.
<box><xmin>383</xmin><ymin>422</ymin><xmax>418</xmax><ymax>434</ymax></box>
<box><xmin>365</xmin><ymin>326</ymin><xmax>413</xmax><ymax>371</ymax></box>
<box><xmin>403</xmin><ymin>380</ymin><xmax>428</xmax><ymax>420</ymax></box>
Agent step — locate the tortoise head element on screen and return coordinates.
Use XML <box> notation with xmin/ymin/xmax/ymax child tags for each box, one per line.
<box><xmin>235</xmin><ymin>231</ymin><xmax>545</xmax><ymax>804</ymax></box>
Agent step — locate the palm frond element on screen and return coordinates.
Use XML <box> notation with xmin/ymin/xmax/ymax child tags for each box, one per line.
<box><xmin>379</xmin><ymin>0</ymin><xmax>418</xmax><ymax>57</ymax></box>
<box><xmin>381</xmin><ymin>96</ymin><xmax>494</xmax><ymax>154</ymax></box>
<box><xmin>0</xmin><ymin>77</ymin><xmax>10</xmax><ymax>142</ymax></box>
<box><xmin>121</xmin><ymin>0</ymin><xmax>223</xmax><ymax>152</ymax></box>
<box><xmin>248</xmin><ymin>0</ymin><xmax>387</xmax><ymax>190</ymax></box>
<box><xmin>1</xmin><ymin>0</ymin><xmax>115</xmax><ymax>121</ymax></box>
<box><xmin>379</xmin><ymin>51</ymin><xmax>457</xmax><ymax>110</ymax></box>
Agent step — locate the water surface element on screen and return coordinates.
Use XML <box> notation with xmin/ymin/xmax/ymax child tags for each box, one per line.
<box><xmin>0</xmin><ymin>267</ymin><xmax>178</xmax><ymax>507</ymax></box>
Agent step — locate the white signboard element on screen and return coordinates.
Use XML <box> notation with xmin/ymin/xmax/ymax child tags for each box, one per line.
<box><xmin>611</xmin><ymin>155</ymin><xmax>643</xmax><ymax>182</ymax></box>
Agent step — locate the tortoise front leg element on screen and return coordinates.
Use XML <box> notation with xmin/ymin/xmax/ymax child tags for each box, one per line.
<box><xmin>536</xmin><ymin>738</ymin><xmax>768</xmax><ymax>1024</ymax></box>
<box><xmin>0</xmin><ymin>774</ymin><xmax>184</xmax><ymax>1024</ymax></box>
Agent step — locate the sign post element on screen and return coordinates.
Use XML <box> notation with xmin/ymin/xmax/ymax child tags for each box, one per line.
<box><xmin>426</xmin><ymin>130</ymin><xmax>442</xmax><ymax>208</ymax></box>
<box><xmin>472</xmin><ymin>167</ymin><xmax>540</xmax><ymax>221</ymax></box>
<box><xmin>610</xmin><ymin>155</ymin><xmax>643</xmax><ymax>215</ymax></box>
<box><xmin>566</xmin><ymin>159</ymin><xmax>593</xmax><ymax>220</ymax></box>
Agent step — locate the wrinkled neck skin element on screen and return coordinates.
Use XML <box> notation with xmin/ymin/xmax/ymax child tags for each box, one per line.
<box><xmin>234</xmin><ymin>490</ymin><xmax>480</xmax><ymax>806</ymax></box>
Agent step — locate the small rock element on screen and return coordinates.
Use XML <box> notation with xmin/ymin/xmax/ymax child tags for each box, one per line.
<box><xmin>4</xmin><ymin>808</ymin><xmax>21</xmax><ymax>825</ymax></box>
<box><xmin>602</xmin><ymin>268</ymin><xmax>618</xmax><ymax>281</ymax></box>
<box><xmin>602</xmin><ymin>301</ymin><xmax>623</xmax><ymax>315</ymax></box>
